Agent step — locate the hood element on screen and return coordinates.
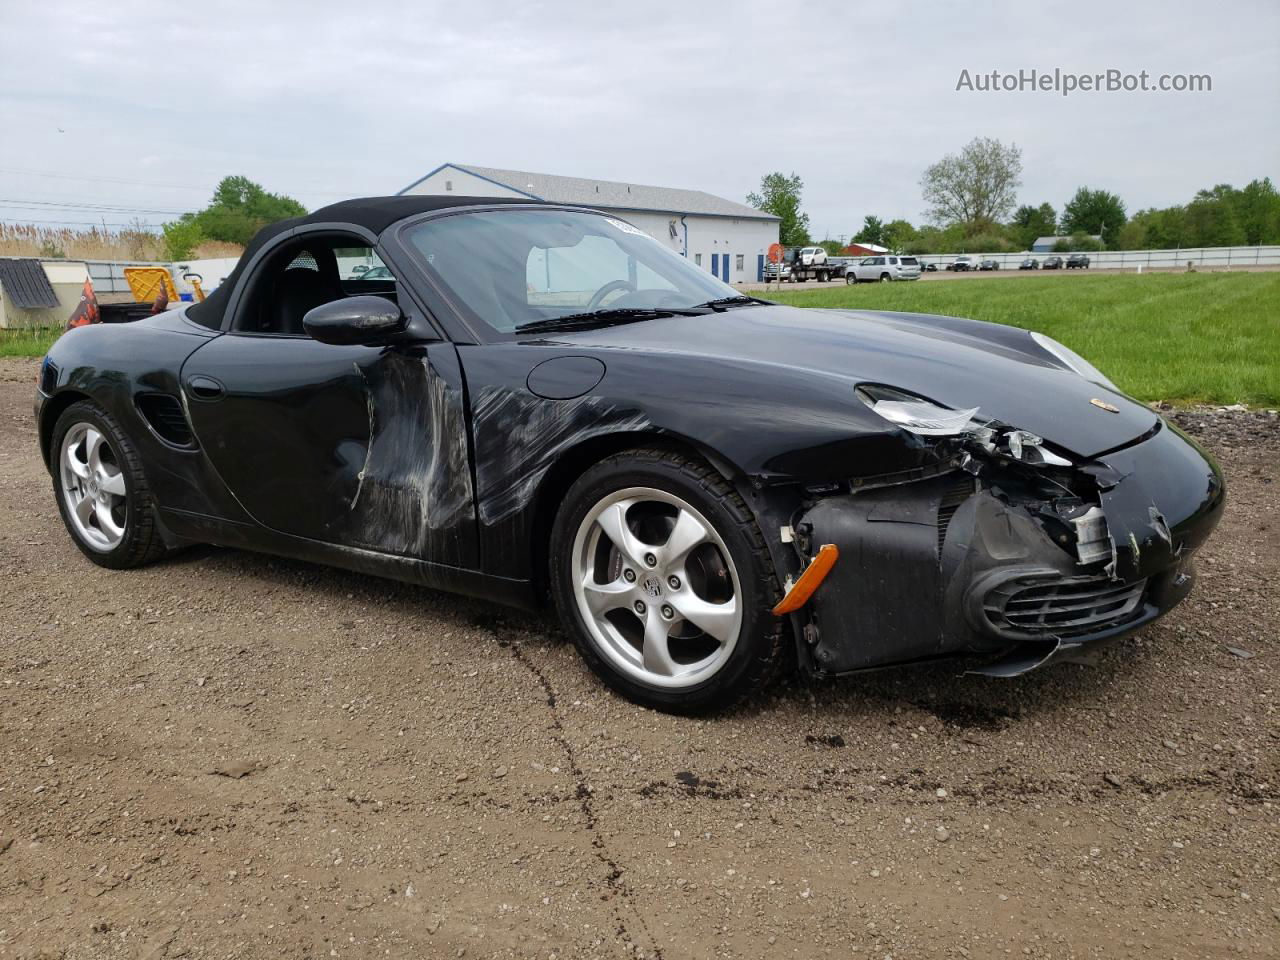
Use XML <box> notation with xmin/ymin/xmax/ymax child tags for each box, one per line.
<box><xmin>555</xmin><ymin>305</ymin><xmax>1157</xmax><ymax>459</ymax></box>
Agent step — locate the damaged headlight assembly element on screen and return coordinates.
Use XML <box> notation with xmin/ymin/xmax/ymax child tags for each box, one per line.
<box><xmin>856</xmin><ymin>385</ymin><xmax>1072</xmax><ymax>468</ymax></box>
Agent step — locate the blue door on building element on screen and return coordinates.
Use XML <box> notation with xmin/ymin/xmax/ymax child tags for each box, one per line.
<box><xmin>722</xmin><ymin>255</ymin><xmax>730</xmax><ymax>282</ymax></box>
<box><xmin>757</xmin><ymin>254</ymin><xmax>765</xmax><ymax>282</ymax></box>
<box><xmin>710</xmin><ymin>253</ymin><xmax>719</xmax><ymax>278</ymax></box>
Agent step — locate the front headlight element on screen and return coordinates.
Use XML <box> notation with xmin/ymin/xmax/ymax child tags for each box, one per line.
<box><xmin>1030</xmin><ymin>332</ymin><xmax>1118</xmax><ymax>391</ymax></box>
<box><xmin>856</xmin><ymin>385</ymin><xmax>979</xmax><ymax>436</ymax></box>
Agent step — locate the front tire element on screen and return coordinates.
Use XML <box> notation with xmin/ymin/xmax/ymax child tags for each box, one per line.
<box><xmin>845</xmin><ymin>274</ymin><xmax>857</xmax><ymax>285</ymax></box>
<box><xmin>52</xmin><ymin>400</ymin><xmax>167</xmax><ymax>569</ymax></box>
<box><xmin>549</xmin><ymin>449</ymin><xmax>785</xmax><ymax>712</ymax></box>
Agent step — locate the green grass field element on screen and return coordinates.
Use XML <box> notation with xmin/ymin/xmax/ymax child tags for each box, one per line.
<box><xmin>761</xmin><ymin>272</ymin><xmax>1279</xmax><ymax>407</ymax></box>
<box><xmin>0</xmin><ymin>326</ymin><xmax>61</xmax><ymax>358</ymax></box>
<box><xmin>3</xmin><ymin>272</ymin><xmax>1276</xmax><ymax>405</ymax></box>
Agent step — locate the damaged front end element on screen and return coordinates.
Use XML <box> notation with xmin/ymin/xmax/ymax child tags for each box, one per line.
<box><xmin>776</xmin><ymin>386</ymin><xmax>1225</xmax><ymax>678</ymax></box>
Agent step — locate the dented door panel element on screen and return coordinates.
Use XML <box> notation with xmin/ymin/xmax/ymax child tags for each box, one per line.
<box><xmin>181</xmin><ymin>335</ymin><xmax>477</xmax><ymax>567</ymax></box>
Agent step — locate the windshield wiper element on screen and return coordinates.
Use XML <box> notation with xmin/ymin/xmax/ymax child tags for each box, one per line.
<box><xmin>693</xmin><ymin>295</ymin><xmax>770</xmax><ymax>312</ymax></box>
<box><xmin>514</xmin><ymin>306</ymin><xmax>704</xmax><ymax>335</ymax></box>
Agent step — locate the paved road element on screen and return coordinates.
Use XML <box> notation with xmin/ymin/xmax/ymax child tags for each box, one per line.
<box><xmin>1</xmin><ymin>358</ymin><xmax>1276</xmax><ymax>959</ymax></box>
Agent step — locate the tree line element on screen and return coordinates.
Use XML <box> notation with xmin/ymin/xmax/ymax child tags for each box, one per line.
<box><xmin>160</xmin><ymin>175</ymin><xmax>308</xmax><ymax>259</ymax></box>
<box><xmin>748</xmin><ymin>139</ymin><xmax>1279</xmax><ymax>255</ymax></box>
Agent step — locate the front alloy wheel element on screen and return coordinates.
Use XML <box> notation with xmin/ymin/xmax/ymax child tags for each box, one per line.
<box><xmin>550</xmin><ymin>449</ymin><xmax>785</xmax><ymax>711</ymax></box>
<box><xmin>572</xmin><ymin>487</ymin><xmax>741</xmax><ymax>689</ymax></box>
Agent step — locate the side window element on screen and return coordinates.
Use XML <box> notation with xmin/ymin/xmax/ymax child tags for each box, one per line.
<box><xmin>338</xmin><ymin>247</ymin><xmax>395</xmax><ymax>284</ymax></box>
<box><xmin>888</xmin><ymin>257</ymin><xmax>898</xmax><ymax>265</ymax></box>
<box><xmin>233</xmin><ymin>235</ymin><xmax>387</xmax><ymax>336</ymax></box>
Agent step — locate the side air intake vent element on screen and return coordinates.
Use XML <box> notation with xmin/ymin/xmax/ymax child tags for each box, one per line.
<box><xmin>136</xmin><ymin>393</ymin><xmax>195</xmax><ymax>448</ymax></box>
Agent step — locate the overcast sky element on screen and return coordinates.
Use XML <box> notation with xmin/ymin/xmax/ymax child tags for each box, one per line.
<box><xmin>1</xmin><ymin>0</ymin><xmax>1276</xmax><ymax>241</ymax></box>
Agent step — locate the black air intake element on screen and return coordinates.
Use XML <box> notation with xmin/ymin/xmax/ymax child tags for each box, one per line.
<box><xmin>983</xmin><ymin>575</ymin><xmax>1147</xmax><ymax>638</ymax></box>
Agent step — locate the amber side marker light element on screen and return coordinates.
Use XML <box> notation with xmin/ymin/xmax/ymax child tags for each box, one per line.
<box><xmin>772</xmin><ymin>543</ymin><xmax>839</xmax><ymax>616</ymax></box>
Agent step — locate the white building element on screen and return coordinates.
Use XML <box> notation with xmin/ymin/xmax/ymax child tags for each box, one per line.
<box><xmin>398</xmin><ymin>163</ymin><xmax>780</xmax><ymax>284</ymax></box>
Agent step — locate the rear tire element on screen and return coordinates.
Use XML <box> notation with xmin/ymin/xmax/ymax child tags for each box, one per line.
<box><xmin>549</xmin><ymin>449</ymin><xmax>785</xmax><ymax>712</ymax></box>
<box><xmin>879</xmin><ymin>273</ymin><xmax>891</xmax><ymax>282</ymax></box>
<box><xmin>51</xmin><ymin>400</ymin><xmax>167</xmax><ymax>569</ymax></box>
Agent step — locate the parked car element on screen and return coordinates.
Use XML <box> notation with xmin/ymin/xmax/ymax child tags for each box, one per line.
<box><xmin>1019</xmin><ymin>258</ymin><xmax>1040</xmax><ymax>270</ymax></box>
<box><xmin>846</xmin><ymin>255</ymin><xmax>921</xmax><ymax>283</ymax></box>
<box><xmin>949</xmin><ymin>256</ymin><xmax>975</xmax><ymax>272</ymax></box>
<box><xmin>36</xmin><ymin>195</ymin><xmax>1224</xmax><ymax>711</ymax></box>
<box><xmin>922</xmin><ymin>262</ymin><xmax>938</xmax><ymax>272</ymax></box>
<box><xmin>1066</xmin><ymin>254</ymin><xmax>1091</xmax><ymax>269</ymax></box>
<box><xmin>978</xmin><ymin>259</ymin><xmax>1000</xmax><ymax>271</ymax></box>
<box><xmin>1042</xmin><ymin>256</ymin><xmax>1065</xmax><ymax>269</ymax></box>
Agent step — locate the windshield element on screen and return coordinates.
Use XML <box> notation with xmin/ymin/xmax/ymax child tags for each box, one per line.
<box><xmin>402</xmin><ymin>208</ymin><xmax>742</xmax><ymax>334</ymax></box>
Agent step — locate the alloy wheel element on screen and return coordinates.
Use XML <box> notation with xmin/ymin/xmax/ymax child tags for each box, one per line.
<box><xmin>571</xmin><ymin>487</ymin><xmax>742</xmax><ymax>690</ymax></box>
<box><xmin>60</xmin><ymin>423</ymin><xmax>128</xmax><ymax>551</ymax></box>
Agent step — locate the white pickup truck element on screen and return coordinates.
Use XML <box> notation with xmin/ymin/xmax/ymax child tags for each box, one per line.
<box><xmin>845</xmin><ymin>254</ymin><xmax>922</xmax><ymax>283</ymax></box>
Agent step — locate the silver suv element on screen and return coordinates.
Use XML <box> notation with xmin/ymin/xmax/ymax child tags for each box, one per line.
<box><xmin>846</xmin><ymin>255</ymin><xmax>922</xmax><ymax>283</ymax></box>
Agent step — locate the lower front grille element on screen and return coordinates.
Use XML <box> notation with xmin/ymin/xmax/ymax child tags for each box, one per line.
<box><xmin>983</xmin><ymin>575</ymin><xmax>1147</xmax><ymax>638</ymax></box>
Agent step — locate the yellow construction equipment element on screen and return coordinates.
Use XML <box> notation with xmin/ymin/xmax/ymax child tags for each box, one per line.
<box><xmin>123</xmin><ymin>267</ymin><xmax>179</xmax><ymax>304</ymax></box>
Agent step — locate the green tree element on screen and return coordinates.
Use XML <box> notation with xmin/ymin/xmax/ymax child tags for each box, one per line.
<box><xmin>1060</xmin><ymin>187</ymin><xmax>1127</xmax><ymax>248</ymax></box>
<box><xmin>817</xmin><ymin>240</ymin><xmax>844</xmax><ymax>255</ymax></box>
<box><xmin>882</xmin><ymin>219</ymin><xmax>917</xmax><ymax>252</ymax></box>
<box><xmin>1229</xmin><ymin>178</ymin><xmax>1280</xmax><ymax>244</ymax></box>
<box><xmin>1008</xmin><ymin>202</ymin><xmax>1057</xmax><ymax>250</ymax></box>
<box><xmin>747</xmin><ymin>172</ymin><xmax>811</xmax><ymax>246</ymax></box>
<box><xmin>189</xmin><ymin>175</ymin><xmax>308</xmax><ymax>245</ymax></box>
<box><xmin>852</xmin><ymin>215</ymin><xmax>887</xmax><ymax>246</ymax></box>
<box><xmin>161</xmin><ymin>217</ymin><xmax>205</xmax><ymax>260</ymax></box>
<box><xmin>1184</xmin><ymin>190</ymin><xmax>1246</xmax><ymax>247</ymax></box>
<box><xmin>920</xmin><ymin>137</ymin><xmax>1022</xmax><ymax>233</ymax></box>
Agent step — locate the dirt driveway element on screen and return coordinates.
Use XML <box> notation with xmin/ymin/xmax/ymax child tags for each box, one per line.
<box><xmin>1</xmin><ymin>357</ymin><xmax>1276</xmax><ymax>959</ymax></box>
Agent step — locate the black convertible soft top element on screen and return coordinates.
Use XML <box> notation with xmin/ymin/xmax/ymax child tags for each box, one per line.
<box><xmin>186</xmin><ymin>194</ymin><xmax>543</xmax><ymax>329</ymax></box>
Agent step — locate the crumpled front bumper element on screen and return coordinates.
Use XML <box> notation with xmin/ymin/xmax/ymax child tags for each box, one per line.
<box><xmin>793</xmin><ymin>421</ymin><xmax>1225</xmax><ymax>677</ymax></box>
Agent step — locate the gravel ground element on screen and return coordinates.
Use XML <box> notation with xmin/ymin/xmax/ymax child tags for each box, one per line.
<box><xmin>0</xmin><ymin>357</ymin><xmax>1276</xmax><ymax>960</ymax></box>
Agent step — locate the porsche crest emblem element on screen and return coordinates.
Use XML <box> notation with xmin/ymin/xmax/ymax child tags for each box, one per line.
<box><xmin>1090</xmin><ymin>398</ymin><xmax>1120</xmax><ymax>413</ymax></box>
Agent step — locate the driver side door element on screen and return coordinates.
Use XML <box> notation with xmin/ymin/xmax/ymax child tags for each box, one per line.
<box><xmin>180</xmin><ymin>239</ymin><xmax>477</xmax><ymax>568</ymax></box>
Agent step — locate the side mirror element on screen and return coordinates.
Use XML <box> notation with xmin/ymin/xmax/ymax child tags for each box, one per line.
<box><xmin>303</xmin><ymin>296</ymin><xmax>407</xmax><ymax>346</ymax></box>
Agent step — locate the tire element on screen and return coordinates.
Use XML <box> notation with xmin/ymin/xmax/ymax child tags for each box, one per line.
<box><xmin>51</xmin><ymin>400</ymin><xmax>167</xmax><ymax>569</ymax></box>
<box><xmin>845</xmin><ymin>274</ymin><xmax>857</xmax><ymax>285</ymax></box>
<box><xmin>818</xmin><ymin>271</ymin><xmax>828</xmax><ymax>282</ymax></box>
<box><xmin>549</xmin><ymin>448</ymin><xmax>785</xmax><ymax>712</ymax></box>
<box><xmin>879</xmin><ymin>273</ymin><xmax>891</xmax><ymax>283</ymax></box>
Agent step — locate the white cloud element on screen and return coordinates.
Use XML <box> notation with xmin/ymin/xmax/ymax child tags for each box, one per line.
<box><xmin>0</xmin><ymin>0</ymin><xmax>1275</xmax><ymax>236</ymax></box>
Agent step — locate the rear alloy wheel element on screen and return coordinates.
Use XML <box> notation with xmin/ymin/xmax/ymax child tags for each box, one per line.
<box><xmin>879</xmin><ymin>273</ymin><xmax>891</xmax><ymax>282</ymax></box>
<box><xmin>550</xmin><ymin>450</ymin><xmax>784</xmax><ymax>711</ymax></box>
<box><xmin>52</xmin><ymin>401</ymin><xmax>167</xmax><ymax>569</ymax></box>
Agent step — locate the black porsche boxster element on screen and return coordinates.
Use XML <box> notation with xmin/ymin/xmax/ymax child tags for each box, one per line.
<box><xmin>36</xmin><ymin>196</ymin><xmax>1224</xmax><ymax>710</ymax></box>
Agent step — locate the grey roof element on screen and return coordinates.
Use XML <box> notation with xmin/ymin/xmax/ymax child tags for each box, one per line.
<box><xmin>403</xmin><ymin>163</ymin><xmax>779</xmax><ymax>221</ymax></box>
<box><xmin>0</xmin><ymin>257</ymin><xmax>59</xmax><ymax>309</ymax></box>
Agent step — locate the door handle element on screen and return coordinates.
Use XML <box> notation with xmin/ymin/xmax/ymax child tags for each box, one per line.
<box><xmin>186</xmin><ymin>375</ymin><xmax>225</xmax><ymax>401</ymax></box>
